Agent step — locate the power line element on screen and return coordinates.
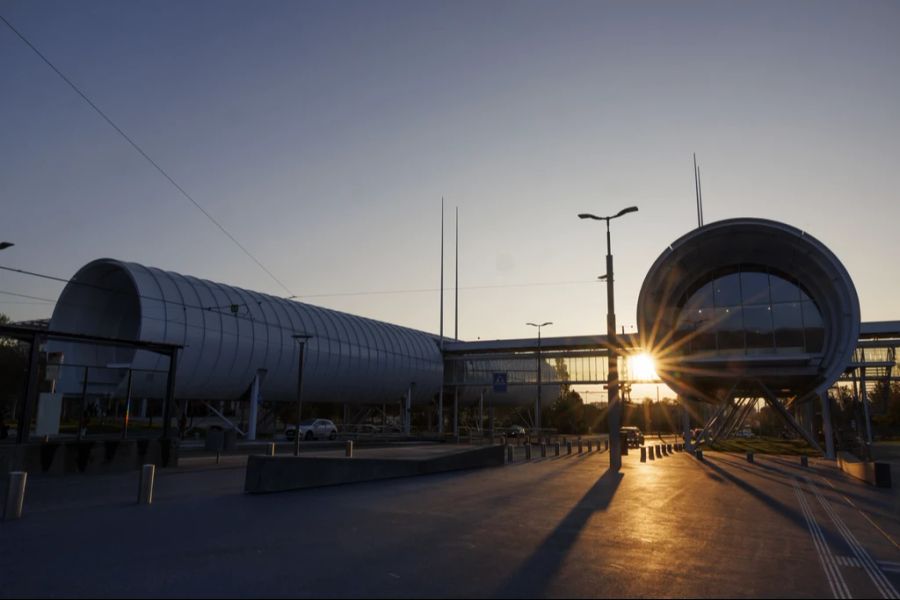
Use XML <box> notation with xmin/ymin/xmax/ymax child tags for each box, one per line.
<box><xmin>0</xmin><ymin>13</ymin><xmax>295</xmax><ymax>297</ymax></box>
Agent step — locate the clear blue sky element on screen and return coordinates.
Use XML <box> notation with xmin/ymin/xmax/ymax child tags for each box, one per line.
<box><xmin>2</xmin><ymin>0</ymin><xmax>899</xmax><ymax>351</ymax></box>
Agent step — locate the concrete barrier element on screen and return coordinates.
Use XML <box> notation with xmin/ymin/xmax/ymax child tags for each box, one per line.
<box><xmin>836</xmin><ymin>452</ymin><xmax>892</xmax><ymax>488</ymax></box>
<box><xmin>245</xmin><ymin>445</ymin><xmax>507</xmax><ymax>493</ymax></box>
<box><xmin>640</xmin><ymin>447</ymin><xmax>646</xmax><ymax>462</ymax></box>
<box><xmin>648</xmin><ymin>447</ymin><xmax>655</xmax><ymax>461</ymax></box>
<box><xmin>0</xmin><ymin>439</ymin><xmax>178</xmax><ymax>476</ymax></box>
<box><xmin>655</xmin><ymin>446</ymin><xmax>662</xmax><ymax>458</ymax></box>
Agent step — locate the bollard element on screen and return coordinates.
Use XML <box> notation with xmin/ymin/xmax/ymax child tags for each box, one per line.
<box><xmin>662</xmin><ymin>445</ymin><xmax>669</xmax><ymax>456</ymax></box>
<box><xmin>566</xmin><ymin>441</ymin><xmax>572</xmax><ymax>455</ymax></box>
<box><xmin>667</xmin><ymin>444</ymin><xmax>673</xmax><ymax>453</ymax></box>
<box><xmin>655</xmin><ymin>445</ymin><xmax>662</xmax><ymax>458</ymax></box>
<box><xmin>345</xmin><ymin>440</ymin><xmax>354</xmax><ymax>458</ymax></box>
<box><xmin>746</xmin><ymin>451</ymin><xmax>754</xmax><ymax>463</ymax></box>
<box><xmin>578</xmin><ymin>440</ymin><xmax>583</xmax><ymax>454</ymax></box>
<box><xmin>540</xmin><ymin>444</ymin><xmax>547</xmax><ymax>458</ymax></box>
<box><xmin>695</xmin><ymin>449</ymin><xmax>704</xmax><ymax>460</ymax></box>
<box><xmin>604</xmin><ymin>440</ymin><xmax>609</xmax><ymax>451</ymax></box>
<box><xmin>138</xmin><ymin>464</ymin><xmax>155</xmax><ymax>505</ymax></box>
<box><xmin>588</xmin><ymin>440</ymin><xmax>593</xmax><ymax>452</ymax></box>
<box><xmin>640</xmin><ymin>447</ymin><xmax>647</xmax><ymax>462</ymax></box>
<box><xmin>525</xmin><ymin>444</ymin><xmax>532</xmax><ymax>460</ymax></box>
<box><xmin>648</xmin><ymin>446</ymin><xmax>655</xmax><ymax>460</ymax></box>
<box><xmin>507</xmin><ymin>445</ymin><xmax>514</xmax><ymax>463</ymax></box>
<box><xmin>216</xmin><ymin>450</ymin><xmax>221</xmax><ymax>465</ymax></box>
<box><xmin>800</xmin><ymin>455</ymin><xmax>808</xmax><ymax>468</ymax></box>
<box><xmin>268</xmin><ymin>442</ymin><xmax>276</xmax><ymax>456</ymax></box>
<box><xmin>4</xmin><ymin>471</ymin><xmax>27</xmax><ymax>521</ymax></box>
<box><xmin>555</xmin><ymin>442</ymin><xmax>560</xmax><ymax>456</ymax></box>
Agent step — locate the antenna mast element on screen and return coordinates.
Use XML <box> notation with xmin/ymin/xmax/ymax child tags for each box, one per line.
<box><xmin>440</xmin><ymin>198</ymin><xmax>444</xmax><ymax>350</ymax></box>
<box><xmin>454</xmin><ymin>206</ymin><xmax>459</xmax><ymax>340</ymax></box>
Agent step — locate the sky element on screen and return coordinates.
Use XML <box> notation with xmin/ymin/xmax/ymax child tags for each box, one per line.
<box><xmin>2</xmin><ymin>0</ymin><xmax>899</xmax><ymax>362</ymax></box>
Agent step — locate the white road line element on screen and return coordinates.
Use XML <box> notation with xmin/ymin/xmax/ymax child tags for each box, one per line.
<box><xmin>806</xmin><ymin>477</ymin><xmax>899</xmax><ymax>599</ymax></box>
<box><xmin>793</xmin><ymin>477</ymin><xmax>851</xmax><ymax>599</ymax></box>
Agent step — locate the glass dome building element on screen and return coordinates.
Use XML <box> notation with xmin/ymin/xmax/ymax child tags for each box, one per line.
<box><xmin>636</xmin><ymin>218</ymin><xmax>860</xmax><ymax>403</ymax></box>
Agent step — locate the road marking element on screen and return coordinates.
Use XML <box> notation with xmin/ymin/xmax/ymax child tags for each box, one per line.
<box><xmin>793</xmin><ymin>478</ymin><xmax>851</xmax><ymax>599</ymax></box>
<box><xmin>836</xmin><ymin>556</ymin><xmax>862</xmax><ymax>568</ymax></box>
<box><xmin>818</xmin><ymin>475</ymin><xmax>900</xmax><ymax>552</ymax></box>
<box><xmin>806</xmin><ymin>477</ymin><xmax>899</xmax><ymax>599</ymax></box>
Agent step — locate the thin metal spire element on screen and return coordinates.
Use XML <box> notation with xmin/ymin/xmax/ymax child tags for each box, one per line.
<box><xmin>440</xmin><ymin>198</ymin><xmax>444</xmax><ymax>350</ymax></box>
<box><xmin>693</xmin><ymin>153</ymin><xmax>701</xmax><ymax>228</ymax></box>
<box><xmin>455</xmin><ymin>206</ymin><xmax>459</xmax><ymax>340</ymax></box>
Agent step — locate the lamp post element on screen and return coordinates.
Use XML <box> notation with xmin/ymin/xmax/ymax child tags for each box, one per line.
<box><xmin>0</xmin><ymin>242</ymin><xmax>13</xmax><ymax>250</ymax></box>
<box><xmin>526</xmin><ymin>321</ymin><xmax>552</xmax><ymax>433</ymax></box>
<box><xmin>579</xmin><ymin>206</ymin><xmax>638</xmax><ymax>472</ymax></box>
<box><xmin>292</xmin><ymin>334</ymin><xmax>313</xmax><ymax>456</ymax></box>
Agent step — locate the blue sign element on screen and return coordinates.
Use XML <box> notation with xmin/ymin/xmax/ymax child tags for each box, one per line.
<box><xmin>492</xmin><ymin>372</ymin><xmax>508</xmax><ymax>393</ymax></box>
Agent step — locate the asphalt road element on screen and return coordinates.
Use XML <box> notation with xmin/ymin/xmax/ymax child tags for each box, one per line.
<box><xmin>1</xmin><ymin>445</ymin><xmax>898</xmax><ymax>598</ymax></box>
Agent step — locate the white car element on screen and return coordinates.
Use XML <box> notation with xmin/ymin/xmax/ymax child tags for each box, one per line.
<box><xmin>286</xmin><ymin>418</ymin><xmax>338</xmax><ymax>441</ymax></box>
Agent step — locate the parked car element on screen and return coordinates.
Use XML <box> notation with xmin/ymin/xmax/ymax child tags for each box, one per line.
<box><xmin>506</xmin><ymin>425</ymin><xmax>527</xmax><ymax>438</ymax></box>
<box><xmin>285</xmin><ymin>418</ymin><xmax>338</xmax><ymax>441</ymax></box>
<box><xmin>620</xmin><ymin>426</ymin><xmax>644</xmax><ymax>447</ymax></box>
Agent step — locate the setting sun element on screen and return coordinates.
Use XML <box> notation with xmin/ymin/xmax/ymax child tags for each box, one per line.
<box><xmin>627</xmin><ymin>352</ymin><xmax>659</xmax><ymax>381</ymax></box>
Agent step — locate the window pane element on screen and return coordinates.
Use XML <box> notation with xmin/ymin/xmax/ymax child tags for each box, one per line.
<box><xmin>715</xmin><ymin>306</ymin><xmax>744</xmax><ymax>354</ymax></box>
<box><xmin>770</xmin><ymin>275</ymin><xmax>801</xmax><ymax>302</ymax></box>
<box><xmin>773</xmin><ymin>302</ymin><xmax>805</xmax><ymax>353</ymax></box>
<box><xmin>744</xmin><ymin>305</ymin><xmax>774</xmax><ymax>353</ymax></box>
<box><xmin>685</xmin><ymin>282</ymin><xmax>714</xmax><ymax>311</ymax></box>
<box><xmin>740</xmin><ymin>272</ymin><xmax>771</xmax><ymax>306</ymax></box>
<box><xmin>802</xmin><ymin>300</ymin><xmax>824</xmax><ymax>352</ymax></box>
<box><xmin>714</xmin><ymin>274</ymin><xmax>742</xmax><ymax>307</ymax></box>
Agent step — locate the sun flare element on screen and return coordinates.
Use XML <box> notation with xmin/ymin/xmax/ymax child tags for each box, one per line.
<box><xmin>628</xmin><ymin>352</ymin><xmax>659</xmax><ymax>381</ymax></box>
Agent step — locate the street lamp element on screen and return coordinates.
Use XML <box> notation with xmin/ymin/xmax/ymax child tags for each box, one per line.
<box><xmin>0</xmin><ymin>242</ymin><xmax>13</xmax><ymax>250</ymax></box>
<box><xmin>292</xmin><ymin>334</ymin><xmax>313</xmax><ymax>456</ymax></box>
<box><xmin>526</xmin><ymin>321</ymin><xmax>552</xmax><ymax>433</ymax></box>
<box><xmin>579</xmin><ymin>205</ymin><xmax>638</xmax><ymax>472</ymax></box>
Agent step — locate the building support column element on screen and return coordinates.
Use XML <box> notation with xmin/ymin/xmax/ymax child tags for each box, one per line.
<box><xmin>681</xmin><ymin>396</ymin><xmax>692</xmax><ymax>451</ymax></box>
<box><xmin>404</xmin><ymin>384</ymin><xmax>413</xmax><ymax>435</ymax></box>
<box><xmin>860</xmin><ymin>370</ymin><xmax>873</xmax><ymax>445</ymax></box>
<box><xmin>247</xmin><ymin>369</ymin><xmax>266</xmax><ymax>441</ymax></box>
<box><xmin>438</xmin><ymin>389</ymin><xmax>444</xmax><ymax>434</ymax></box>
<box><xmin>820</xmin><ymin>388</ymin><xmax>835</xmax><ymax>460</ymax></box>
<box><xmin>479</xmin><ymin>390</ymin><xmax>484</xmax><ymax>432</ymax></box>
<box><xmin>453</xmin><ymin>386</ymin><xmax>459</xmax><ymax>437</ymax></box>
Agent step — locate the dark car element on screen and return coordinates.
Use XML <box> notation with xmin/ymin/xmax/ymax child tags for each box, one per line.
<box><xmin>620</xmin><ymin>426</ymin><xmax>644</xmax><ymax>447</ymax></box>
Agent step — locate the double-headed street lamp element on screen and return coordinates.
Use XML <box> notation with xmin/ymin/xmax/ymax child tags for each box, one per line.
<box><xmin>526</xmin><ymin>321</ymin><xmax>552</xmax><ymax>432</ymax></box>
<box><xmin>578</xmin><ymin>206</ymin><xmax>638</xmax><ymax>472</ymax></box>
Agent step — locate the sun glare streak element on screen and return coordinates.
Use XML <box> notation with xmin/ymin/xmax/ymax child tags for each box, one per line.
<box><xmin>628</xmin><ymin>352</ymin><xmax>659</xmax><ymax>381</ymax></box>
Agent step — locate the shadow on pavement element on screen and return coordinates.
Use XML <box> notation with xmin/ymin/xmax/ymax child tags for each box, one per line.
<box><xmin>494</xmin><ymin>469</ymin><xmax>623</xmax><ymax>598</ymax></box>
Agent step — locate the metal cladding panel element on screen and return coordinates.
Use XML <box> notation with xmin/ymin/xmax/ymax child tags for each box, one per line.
<box><xmin>49</xmin><ymin>259</ymin><xmax>444</xmax><ymax>404</ymax></box>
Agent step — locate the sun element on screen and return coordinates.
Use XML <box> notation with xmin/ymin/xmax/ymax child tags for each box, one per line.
<box><xmin>627</xmin><ymin>352</ymin><xmax>659</xmax><ymax>381</ymax></box>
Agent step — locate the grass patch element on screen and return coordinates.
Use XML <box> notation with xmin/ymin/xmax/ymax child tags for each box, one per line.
<box><xmin>705</xmin><ymin>437</ymin><xmax>820</xmax><ymax>456</ymax></box>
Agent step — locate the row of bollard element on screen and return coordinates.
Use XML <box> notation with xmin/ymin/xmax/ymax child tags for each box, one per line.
<box><xmin>5</xmin><ymin>439</ymin><xmax>364</xmax><ymax>521</ymax></box>
<box><xmin>3</xmin><ymin>463</ymin><xmax>160</xmax><ymax>521</ymax></box>
<box><xmin>640</xmin><ymin>442</ymin><xmax>686</xmax><ymax>463</ymax></box>
<box><xmin>505</xmin><ymin>438</ymin><xmax>606</xmax><ymax>463</ymax></box>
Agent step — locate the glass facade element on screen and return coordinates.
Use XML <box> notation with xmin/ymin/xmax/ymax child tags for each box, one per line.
<box><xmin>676</xmin><ymin>268</ymin><xmax>825</xmax><ymax>356</ymax></box>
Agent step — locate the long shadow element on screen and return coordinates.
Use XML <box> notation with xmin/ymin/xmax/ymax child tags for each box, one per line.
<box><xmin>693</xmin><ymin>456</ymin><xmax>811</xmax><ymax>532</ymax></box>
<box><xmin>494</xmin><ymin>469</ymin><xmax>623</xmax><ymax>598</ymax></box>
